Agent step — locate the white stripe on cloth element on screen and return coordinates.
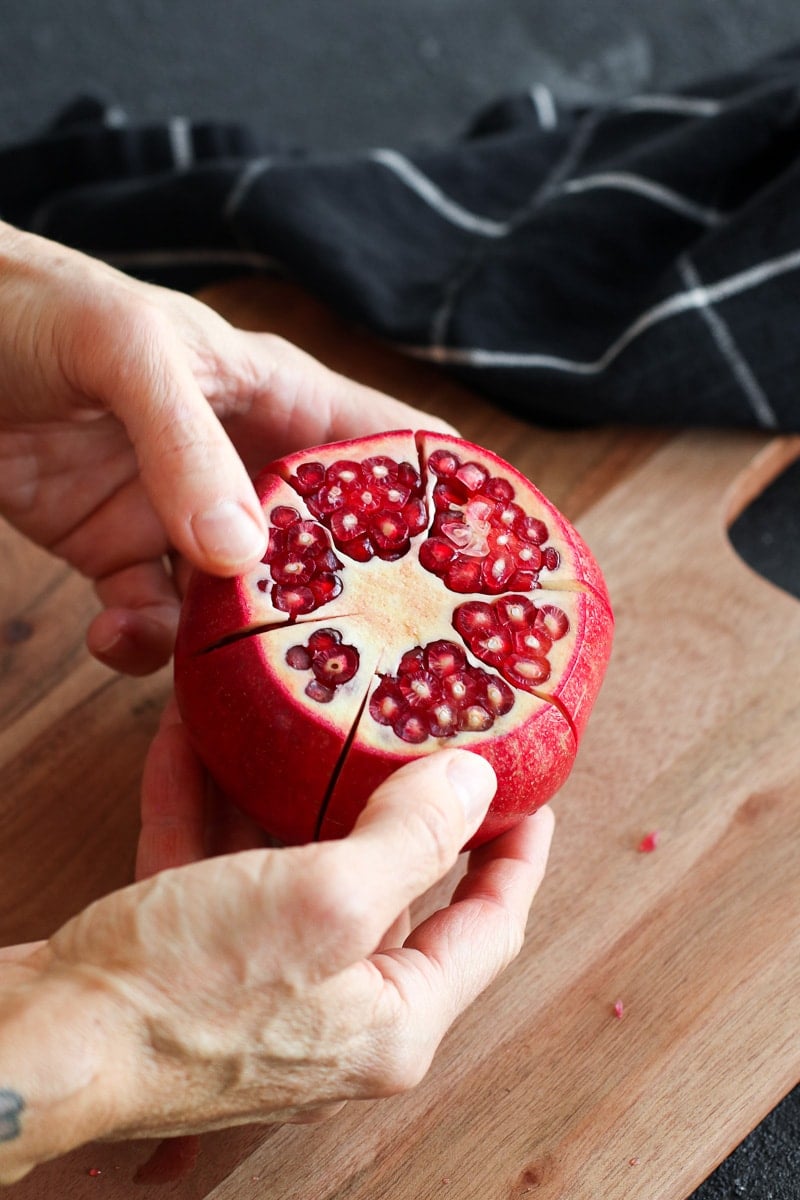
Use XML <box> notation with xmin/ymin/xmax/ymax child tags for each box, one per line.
<box><xmin>368</xmin><ymin>149</ymin><xmax>511</xmax><ymax>237</ymax></box>
<box><xmin>619</xmin><ymin>94</ymin><xmax>724</xmax><ymax>118</ymax></box>
<box><xmin>678</xmin><ymin>256</ymin><xmax>778</xmax><ymax>429</ymax></box>
<box><xmin>530</xmin><ymin>84</ymin><xmax>557</xmax><ymax>130</ymax></box>
<box><xmin>223</xmin><ymin>156</ymin><xmax>273</xmax><ymax>220</ymax></box>
<box><xmin>555</xmin><ymin>171</ymin><xmax>725</xmax><ymax>227</ymax></box>
<box><xmin>404</xmin><ymin>245</ymin><xmax>800</xmax><ymax>382</ymax></box>
<box><xmin>168</xmin><ymin>117</ymin><xmax>193</xmax><ymax>170</ymax></box>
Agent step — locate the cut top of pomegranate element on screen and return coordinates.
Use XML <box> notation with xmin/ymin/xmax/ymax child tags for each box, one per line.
<box><xmin>175</xmin><ymin>430</ymin><xmax>613</xmax><ymax>847</ymax></box>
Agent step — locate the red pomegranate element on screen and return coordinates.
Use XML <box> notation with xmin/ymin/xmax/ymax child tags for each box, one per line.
<box><xmin>174</xmin><ymin>430</ymin><xmax>613</xmax><ymax>848</ymax></box>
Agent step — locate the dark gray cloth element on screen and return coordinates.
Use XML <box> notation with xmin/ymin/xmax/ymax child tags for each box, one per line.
<box><xmin>2</xmin><ymin>48</ymin><xmax>800</xmax><ymax>431</ymax></box>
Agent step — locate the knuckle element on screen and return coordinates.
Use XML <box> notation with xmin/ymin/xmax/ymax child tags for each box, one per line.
<box><xmin>297</xmin><ymin>853</ymin><xmax>374</xmax><ymax>947</ymax></box>
<box><xmin>365</xmin><ymin>1026</ymin><xmax>431</xmax><ymax>1097</ymax></box>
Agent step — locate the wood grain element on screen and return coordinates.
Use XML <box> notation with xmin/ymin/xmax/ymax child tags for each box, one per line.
<box><xmin>1</xmin><ymin>279</ymin><xmax>798</xmax><ymax>1197</ymax></box>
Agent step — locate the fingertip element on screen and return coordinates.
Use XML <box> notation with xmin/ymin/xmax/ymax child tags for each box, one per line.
<box><xmin>443</xmin><ymin>751</ymin><xmax>497</xmax><ymax>833</ymax></box>
<box><xmin>189</xmin><ymin>499</ymin><xmax>268</xmax><ymax>575</ymax></box>
<box><xmin>87</xmin><ymin>608</ymin><xmax>177</xmax><ymax>675</ymax></box>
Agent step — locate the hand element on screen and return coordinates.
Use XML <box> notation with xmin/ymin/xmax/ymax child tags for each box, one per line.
<box><xmin>0</xmin><ymin>706</ymin><xmax>554</xmax><ymax>1183</ymax></box>
<box><xmin>0</xmin><ymin>222</ymin><xmax>452</xmax><ymax>675</ymax></box>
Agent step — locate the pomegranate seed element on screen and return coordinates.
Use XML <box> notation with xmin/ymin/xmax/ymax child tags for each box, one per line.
<box><xmin>307</xmin><ymin>628</ymin><xmax>341</xmax><ymax>652</ymax></box>
<box><xmin>445</xmin><ymin>558</ymin><xmax>483</xmax><ymax>593</ymax></box>
<box><xmin>305</xmin><ymin>679</ymin><xmax>335</xmax><ymax>703</ymax></box>
<box><xmin>285</xmin><ymin>644</ymin><xmax>312</xmax><ymax>670</ymax></box>
<box><xmin>428</xmin><ymin>702</ymin><xmax>459</xmax><ymax>737</ymax></box>
<box><xmin>393</xmin><ymin>711</ymin><xmax>429</xmax><ymax>744</ymax></box>
<box><xmin>453</xmin><ymin>601</ymin><xmax>498</xmax><ymax>638</ymax></box>
<box><xmin>378</xmin><ymin>483</ymin><xmax>411</xmax><ymax>511</ymax></box>
<box><xmin>428</xmin><ymin>449</ymin><xmax>459</xmax><ymax>477</ymax></box>
<box><xmin>402</xmin><ymin>497</ymin><xmax>428</xmax><ymax>536</ymax></box>
<box><xmin>293</xmin><ymin>461</ymin><xmax>325</xmax><ymax>494</ymax></box>
<box><xmin>269</xmin><ymin>505</ymin><xmax>300</xmax><ymax>528</ymax></box>
<box><xmin>443</xmin><ymin>670</ymin><xmax>480</xmax><ymax>706</ymax></box>
<box><xmin>272</xmin><ymin>585</ymin><xmax>315</xmax><ymax>614</ymax></box>
<box><xmin>397</xmin><ymin>461</ymin><xmax>421</xmax><ymax>489</ymax></box>
<box><xmin>473</xmin><ymin>628</ymin><xmax>513</xmax><ymax>668</ymax></box>
<box><xmin>256</xmin><ymin>578</ymin><xmax>269</xmax><ymax>592</ymax></box>
<box><xmin>314</xmin><ymin>484</ymin><xmax>346</xmax><ymax>514</ymax></box>
<box><xmin>502</xmin><ymin>654</ymin><xmax>551</xmax><ymax>689</ymax></box>
<box><xmin>498</xmin><ymin>502</ymin><xmax>525</xmax><ymax>528</ymax></box>
<box><xmin>316</xmin><ymin>548</ymin><xmax>343</xmax><ymax>573</ymax></box>
<box><xmin>312</xmin><ymin>645</ymin><xmax>359</xmax><ymax>685</ymax></box>
<box><xmin>543</xmin><ymin>546</ymin><xmax>560</xmax><ymax>571</ymax></box>
<box><xmin>638</xmin><ymin>831</ymin><xmax>660</xmax><ymax>853</ymax></box>
<box><xmin>459</xmin><ymin>705</ymin><xmax>493</xmax><ymax>732</ymax></box>
<box><xmin>349</xmin><ymin>486</ymin><xmax>383</xmax><ymax>515</ymax></box>
<box><xmin>370</xmin><ymin>680</ymin><xmax>404</xmax><ymax>725</ymax></box>
<box><xmin>269</xmin><ymin>553</ymin><xmax>314</xmax><ymax>586</ymax></box>
<box><xmin>433</xmin><ymin>479</ymin><xmax>469</xmax><ymax>509</ymax></box>
<box><xmin>495</xmin><ymin>596</ymin><xmax>536</xmax><ymax>628</ymax></box>
<box><xmin>362</xmin><ymin>455</ymin><xmax>398</xmax><ymax>482</ymax></box>
<box><xmin>482</xmin><ymin>476</ymin><xmax>515</xmax><ymax>503</ymax></box>
<box><xmin>517</xmin><ymin>544</ymin><xmax>544</xmax><ymax>571</ymax></box>
<box><xmin>371</xmin><ymin>513</ymin><xmax>409</xmax><ymax>549</ymax></box>
<box><xmin>330</xmin><ymin>509</ymin><xmax>368</xmax><ymax>542</ymax></box>
<box><xmin>344</xmin><ymin>534</ymin><xmax>374</xmax><ymax>562</ymax></box>
<box><xmin>326</xmin><ymin>459</ymin><xmax>362</xmax><ymax>486</ymax></box>
<box><xmin>263</xmin><ymin>528</ymin><xmax>286</xmax><ymax>562</ymax></box>
<box><xmin>398</xmin><ymin>647</ymin><xmax>425</xmax><ymax>673</ymax></box>
<box><xmin>418</xmin><ymin>537</ymin><xmax>455</xmax><ymax>574</ymax></box>
<box><xmin>455</xmin><ymin>461</ymin><xmax>488</xmax><ymax>493</ymax></box>
<box><xmin>508</xmin><ymin>569</ymin><xmax>539</xmax><ymax>591</ymax></box>
<box><xmin>485</xmin><ymin>677</ymin><xmax>515</xmax><ymax>715</ymax></box>
<box><xmin>517</xmin><ymin>515</ymin><xmax>549</xmax><ymax>544</ymax></box>
<box><xmin>286</xmin><ymin>520</ymin><xmax>329</xmax><ymax>555</ymax></box>
<box><xmin>400</xmin><ymin>669</ymin><xmax>441</xmax><ymax>707</ymax></box>
<box><xmin>425</xmin><ymin>640</ymin><xmax>466</xmax><ymax>676</ymax></box>
<box><xmin>537</xmin><ymin>605</ymin><xmax>570</xmax><ymax>640</ymax></box>
<box><xmin>514</xmin><ymin>628</ymin><xmax>553</xmax><ymax>657</ymax></box>
<box><xmin>309</xmin><ymin>574</ymin><xmax>343</xmax><ymax>604</ymax></box>
<box><xmin>441</xmin><ymin>519</ymin><xmax>488</xmax><ymax>556</ymax></box>
<box><xmin>613</xmin><ymin>999</ymin><xmax>625</xmax><ymax>1019</ymax></box>
<box><xmin>481</xmin><ymin>554</ymin><xmax>515</xmax><ymax>592</ymax></box>
<box><xmin>466</xmin><ymin>497</ymin><xmax>495</xmax><ymax>524</ymax></box>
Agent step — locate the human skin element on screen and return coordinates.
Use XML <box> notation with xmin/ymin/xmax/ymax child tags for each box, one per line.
<box><xmin>0</xmin><ymin>223</ymin><xmax>555</xmax><ymax>1182</ymax></box>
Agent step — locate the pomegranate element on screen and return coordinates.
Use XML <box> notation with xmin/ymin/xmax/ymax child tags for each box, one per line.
<box><xmin>174</xmin><ymin>431</ymin><xmax>613</xmax><ymax>848</ymax></box>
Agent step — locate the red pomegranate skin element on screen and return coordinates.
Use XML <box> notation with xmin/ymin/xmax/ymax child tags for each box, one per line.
<box><xmin>174</xmin><ymin>430</ymin><xmax>613</xmax><ymax>849</ymax></box>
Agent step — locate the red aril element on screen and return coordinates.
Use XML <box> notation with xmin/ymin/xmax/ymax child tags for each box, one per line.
<box><xmin>174</xmin><ymin>430</ymin><xmax>613</xmax><ymax>848</ymax></box>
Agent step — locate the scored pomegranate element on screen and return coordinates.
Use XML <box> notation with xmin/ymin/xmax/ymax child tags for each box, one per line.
<box><xmin>174</xmin><ymin>431</ymin><xmax>613</xmax><ymax>848</ymax></box>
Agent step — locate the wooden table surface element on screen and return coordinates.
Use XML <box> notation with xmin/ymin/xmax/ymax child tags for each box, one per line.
<box><xmin>1</xmin><ymin>279</ymin><xmax>799</xmax><ymax>1198</ymax></box>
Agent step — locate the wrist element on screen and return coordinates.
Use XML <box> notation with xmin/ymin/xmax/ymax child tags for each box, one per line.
<box><xmin>0</xmin><ymin>950</ymin><xmax>140</xmax><ymax>1182</ymax></box>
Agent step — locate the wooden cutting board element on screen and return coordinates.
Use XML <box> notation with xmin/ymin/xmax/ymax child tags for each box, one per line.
<box><xmin>1</xmin><ymin>279</ymin><xmax>798</xmax><ymax>1198</ymax></box>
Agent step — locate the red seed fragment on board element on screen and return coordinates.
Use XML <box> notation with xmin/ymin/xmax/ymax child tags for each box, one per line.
<box><xmin>638</xmin><ymin>830</ymin><xmax>660</xmax><ymax>853</ymax></box>
<box><xmin>87</xmin><ymin>1167</ymin><xmax>102</xmax><ymax>1177</ymax></box>
<box><xmin>613</xmin><ymin>999</ymin><xmax>625</xmax><ymax>1019</ymax></box>
<box><xmin>629</xmin><ymin>1156</ymin><xmax>640</xmax><ymax>1166</ymax></box>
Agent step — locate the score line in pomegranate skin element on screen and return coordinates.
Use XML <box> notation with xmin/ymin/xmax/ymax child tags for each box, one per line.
<box><xmin>175</xmin><ymin>430</ymin><xmax>613</xmax><ymax>849</ymax></box>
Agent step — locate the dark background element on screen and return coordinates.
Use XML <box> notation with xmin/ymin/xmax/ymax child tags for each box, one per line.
<box><xmin>1</xmin><ymin>3</ymin><xmax>798</xmax><ymax>1196</ymax></box>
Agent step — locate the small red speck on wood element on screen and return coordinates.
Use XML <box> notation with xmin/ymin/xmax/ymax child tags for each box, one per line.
<box><xmin>613</xmin><ymin>999</ymin><xmax>625</xmax><ymax>1019</ymax></box>
<box><xmin>629</xmin><ymin>1156</ymin><xmax>640</xmax><ymax>1166</ymax></box>
<box><xmin>638</xmin><ymin>830</ymin><xmax>660</xmax><ymax>853</ymax></box>
<box><xmin>87</xmin><ymin>1167</ymin><xmax>102</xmax><ymax>1177</ymax></box>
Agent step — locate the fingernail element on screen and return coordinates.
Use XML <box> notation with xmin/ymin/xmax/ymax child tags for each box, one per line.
<box><xmin>447</xmin><ymin>753</ymin><xmax>496</xmax><ymax>829</ymax></box>
<box><xmin>192</xmin><ymin>501</ymin><xmax>267</xmax><ymax>567</ymax></box>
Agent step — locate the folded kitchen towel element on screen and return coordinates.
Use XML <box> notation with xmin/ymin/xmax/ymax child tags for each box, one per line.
<box><xmin>2</xmin><ymin>47</ymin><xmax>800</xmax><ymax>431</ymax></box>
